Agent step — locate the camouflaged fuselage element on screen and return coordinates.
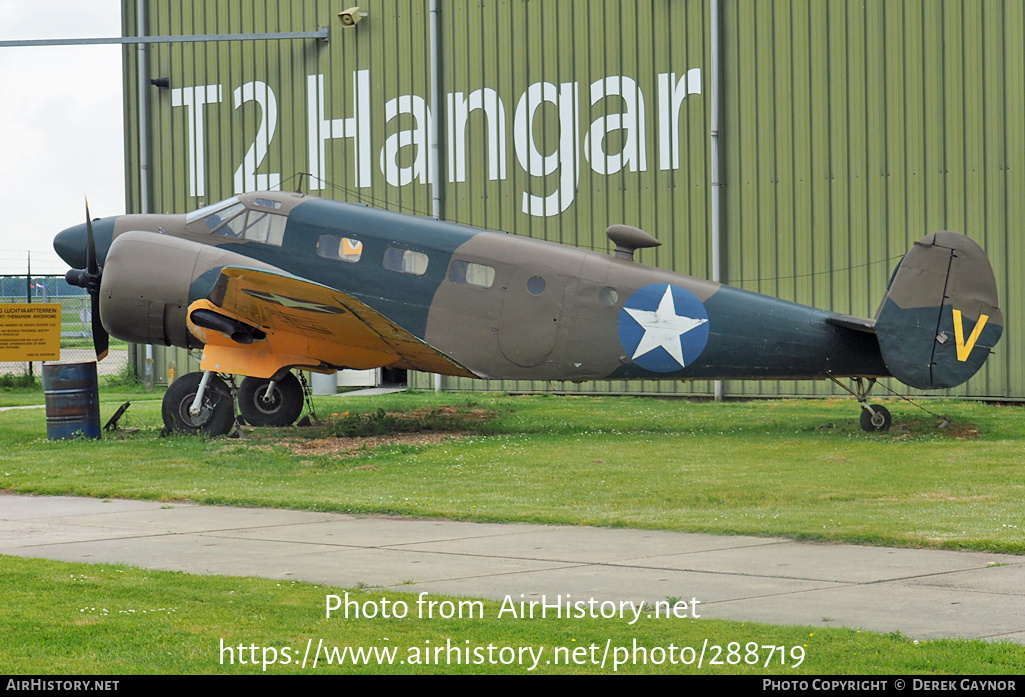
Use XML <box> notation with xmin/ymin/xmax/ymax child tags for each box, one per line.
<box><xmin>58</xmin><ymin>193</ymin><xmax>892</xmax><ymax>382</ymax></box>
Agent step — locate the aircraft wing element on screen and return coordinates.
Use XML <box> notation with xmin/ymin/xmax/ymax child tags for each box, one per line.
<box><xmin>186</xmin><ymin>266</ymin><xmax>479</xmax><ymax>379</ymax></box>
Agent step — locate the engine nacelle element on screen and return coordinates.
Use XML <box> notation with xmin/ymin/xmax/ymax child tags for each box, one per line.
<box><xmin>99</xmin><ymin>231</ymin><xmax>277</xmax><ymax>348</ymax></box>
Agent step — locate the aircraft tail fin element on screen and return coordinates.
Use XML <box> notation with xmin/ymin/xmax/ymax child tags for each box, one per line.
<box><xmin>874</xmin><ymin>231</ymin><xmax>1002</xmax><ymax>390</ymax></box>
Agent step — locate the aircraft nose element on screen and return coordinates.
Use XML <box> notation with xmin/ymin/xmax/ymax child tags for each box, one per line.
<box><xmin>54</xmin><ymin>217</ymin><xmax>117</xmax><ymax>269</ymax></box>
<box><xmin>54</xmin><ymin>222</ymin><xmax>87</xmax><ymax>268</ymax></box>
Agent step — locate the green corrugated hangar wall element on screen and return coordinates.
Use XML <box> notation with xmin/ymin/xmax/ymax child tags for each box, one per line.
<box><xmin>123</xmin><ymin>0</ymin><xmax>1024</xmax><ymax>400</ymax></box>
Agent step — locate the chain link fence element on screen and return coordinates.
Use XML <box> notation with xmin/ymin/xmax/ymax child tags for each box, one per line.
<box><xmin>1</xmin><ymin>253</ymin><xmax>131</xmax><ymax>381</ymax></box>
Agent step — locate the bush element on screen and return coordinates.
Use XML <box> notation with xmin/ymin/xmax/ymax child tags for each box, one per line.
<box><xmin>103</xmin><ymin>361</ymin><xmax>141</xmax><ymax>388</ymax></box>
<box><xmin>0</xmin><ymin>373</ymin><xmax>39</xmax><ymax>389</ymax></box>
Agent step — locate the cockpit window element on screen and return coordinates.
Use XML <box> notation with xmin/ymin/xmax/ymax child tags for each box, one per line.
<box><xmin>207</xmin><ymin>203</ymin><xmax>247</xmax><ymax>233</ymax></box>
<box><xmin>253</xmin><ymin>198</ymin><xmax>283</xmax><ymax>210</ymax></box>
<box><xmin>245</xmin><ymin>211</ymin><xmax>287</xmax><ymax>245</ymax></box>
<box><xmin>186</xmin><ymin>196</ymin><xmax>287</xmax><ymax>245</ymax></box>
<box><xmin>185</xmin><ymin>197</ymin><xmax>242</xmax><ymax>225</ymax></box>
<box><xmin>213</xmin><ymin>206</ymin><xmax>248</xmax><ymax>237</ymax></box>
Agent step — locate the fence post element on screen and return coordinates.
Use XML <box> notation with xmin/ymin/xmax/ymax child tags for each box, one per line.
<box><xmin>26</xmin><ymin>252</ymin><xmax>33</xmax><ymax>379</ymax></box>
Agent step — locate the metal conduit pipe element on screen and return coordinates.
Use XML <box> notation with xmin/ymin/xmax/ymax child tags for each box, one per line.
<box><xmin>710</xmin><ymin>0</ymin><xmax>724</xmax><ymax>402</ymax></box>
<box><xmin>430</xmin><ymin>0</ymin><xmax>443</xmax><ymax>394</ymax></box>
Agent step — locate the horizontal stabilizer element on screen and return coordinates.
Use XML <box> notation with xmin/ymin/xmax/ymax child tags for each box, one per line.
<box><xmin>874</xmin><ymin>231</ymin><xmax>1002</xmax><ymax>390</ymax></box>
<box><xmin>827</xmin><ymin>314</ymin><xmax>877</xmax><ymax>334</ymax></box>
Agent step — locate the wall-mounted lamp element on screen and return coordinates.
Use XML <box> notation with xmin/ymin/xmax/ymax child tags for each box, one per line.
<box><xmin>338</xmin><ymin>6</ymin><xmax>367</xmax><ymax>28</ymax></box>
<box><xmin>149</xmin><ymin>77</ymin><xmax>170</xmax><ymax>89</ymax></box>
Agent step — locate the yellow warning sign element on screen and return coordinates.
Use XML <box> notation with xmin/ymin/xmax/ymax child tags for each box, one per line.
<box><xmin>0</xmin><ymin>303</ymin><xmax>61</xmax><ymax>361</ymax></box>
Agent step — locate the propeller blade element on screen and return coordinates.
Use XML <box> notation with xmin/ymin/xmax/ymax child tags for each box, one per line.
<box><xmin>76</xmin><ymin>197</ymin><xmax>108</xmax><ymax>360</ymax></box>
<box><xmin>91</xmin><ymin>293</ymin><xmax>109</xmax><ymax>361</ymax></box>
<box><xmin>85</xmin><ymin>199</ymin><xmax>98</xmax><ymax>276</ymax></box>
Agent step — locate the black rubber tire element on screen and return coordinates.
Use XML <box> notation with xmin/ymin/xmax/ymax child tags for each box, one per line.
<box><xmin>859</xmin><ymin>405</ymin><xmax>892</xmax><ymax>432</ymax></box>
<box><xmin>162</xmin><ymin>372</ymin><xmax>235</xmax><ymax>436</ymax></box>
<box><xmin>238</xmin><ymin>373</ymin><xmax>304</xmax><ymax>427</ymax></box>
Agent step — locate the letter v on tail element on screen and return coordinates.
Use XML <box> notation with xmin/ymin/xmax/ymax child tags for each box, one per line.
<box><xmin>953</xmin><ymin>309</ymin><xmax>989</xmax><ymax>363</ymax></box>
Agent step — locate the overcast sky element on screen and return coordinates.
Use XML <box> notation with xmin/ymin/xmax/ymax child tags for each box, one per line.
<box><xmin>0</xmin><ymin>1</ymin><xmax>124</xmax><ymax>275</ymax></box>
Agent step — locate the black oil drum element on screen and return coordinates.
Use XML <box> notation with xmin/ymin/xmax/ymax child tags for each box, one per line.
<box><xmin>42</xmin><ymin>362</ymin><xmax>101</xmax><ymax>440</ymax></box>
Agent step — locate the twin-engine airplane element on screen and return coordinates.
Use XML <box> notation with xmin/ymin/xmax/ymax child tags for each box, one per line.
<box><xmin>55</xmin><ymin>190</ymin><xmax>1003</xmax><ymax>435</ymax></box>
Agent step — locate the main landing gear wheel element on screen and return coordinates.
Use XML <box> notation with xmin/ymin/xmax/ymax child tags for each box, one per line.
<box><xmin>859</xmin><ymin>404</ymin><xmax>892</xmax><ymax>432</ymax></box>
<box><xmin>238</xmin><ymin>373</ymin><xmax>304</xmax><ymax>427</ymax></box>
<box><xmin>162</xmin><ymin>371</ymin><xmax>235</xmax><ymax>436</ymax></box>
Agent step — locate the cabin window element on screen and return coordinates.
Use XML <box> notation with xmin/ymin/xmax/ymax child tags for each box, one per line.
<box><xmin>316</xmin><ymin>235</ymin><xmax>363</xmax><ymax>263</ymax></box>
<box><xmin>449</xmin><ymin>260</ymin><xmax>495</xmax><ymax>288</ymax></box>
<box><xmin>384</xmin><ymin>247</ymin><xmax>429</xmax><ymax>276</ymax></box>
<box><xmin>526</xmin><ymin>276</ymin><xmax>546</xmax><ymax>295</ymax></box>
<box><xmin>244</xmin><ymin>211</ymin><xmax>288</xmax><ymax>246</ymax></box>
<box><xmin>599</xmin><ymin>287</ymin><xmax>619</xmax><ymax>307</ymax></box>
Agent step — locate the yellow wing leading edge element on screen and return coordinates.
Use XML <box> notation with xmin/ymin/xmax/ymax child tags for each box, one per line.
<box><xmin>186</xmin><ymin>266</ymin><xmax>478</xmax><ymax>379</ymax></box>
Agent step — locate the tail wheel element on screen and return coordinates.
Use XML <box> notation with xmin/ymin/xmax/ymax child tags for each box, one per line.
<box><xmin>162</xmin><ymin>372</ymin><xmax>234</xmax><ymax>436</ymax></box>
<box><xmin>238</xmin><ymin>373</ymin><xmax>304</xmax><ymax>427</ymax></box>
<box><xmin>859</xmin><ymin>405</ymin><xmax>892</xmax><ymax>432</ymax></box>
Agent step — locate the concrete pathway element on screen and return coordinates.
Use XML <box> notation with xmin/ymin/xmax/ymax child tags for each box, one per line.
<box><xmin>341</xmin><ymin>385</ymin><xmax>408</xmax><ymax>397</ymax></box>
<box><xmin>1</xmin><ymin>494</ymin><xmax>1022</xmax><ymax>644</ymax></box>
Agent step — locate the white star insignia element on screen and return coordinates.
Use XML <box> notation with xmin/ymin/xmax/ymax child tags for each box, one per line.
<box><xmin>624</xmin><ymin>285</ymin><xmax>707</xmax><ymax>368</ymax></box>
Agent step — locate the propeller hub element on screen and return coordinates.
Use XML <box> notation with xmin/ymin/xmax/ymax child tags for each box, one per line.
<box><xmin>54</xmin><ymin>205</ymin><xmax>116</xmax><ymax>361</ymax></box>
<box><xmin>65</xmin><ymin>268</ymin><xmax>102</xmax><ymax>294</ymax></box>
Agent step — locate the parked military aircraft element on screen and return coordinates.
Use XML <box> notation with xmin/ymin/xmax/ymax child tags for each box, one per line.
<box><xmin>55</xmin><ymin>191</ymin><xmax>1002</xmax><ymax>435</ymax></box>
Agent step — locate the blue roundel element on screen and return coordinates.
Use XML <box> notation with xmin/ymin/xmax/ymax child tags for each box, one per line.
<box><xmin>618</xmin><ymin>284</ymin><xmax>710</xmax><ymax>373</ymax></box>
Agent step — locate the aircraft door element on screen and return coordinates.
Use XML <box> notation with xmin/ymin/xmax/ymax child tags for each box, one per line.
<box><xmin>498</xmin><ymin>263</ymin><xmax>564</xmax><ymax>367</ymax></box>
